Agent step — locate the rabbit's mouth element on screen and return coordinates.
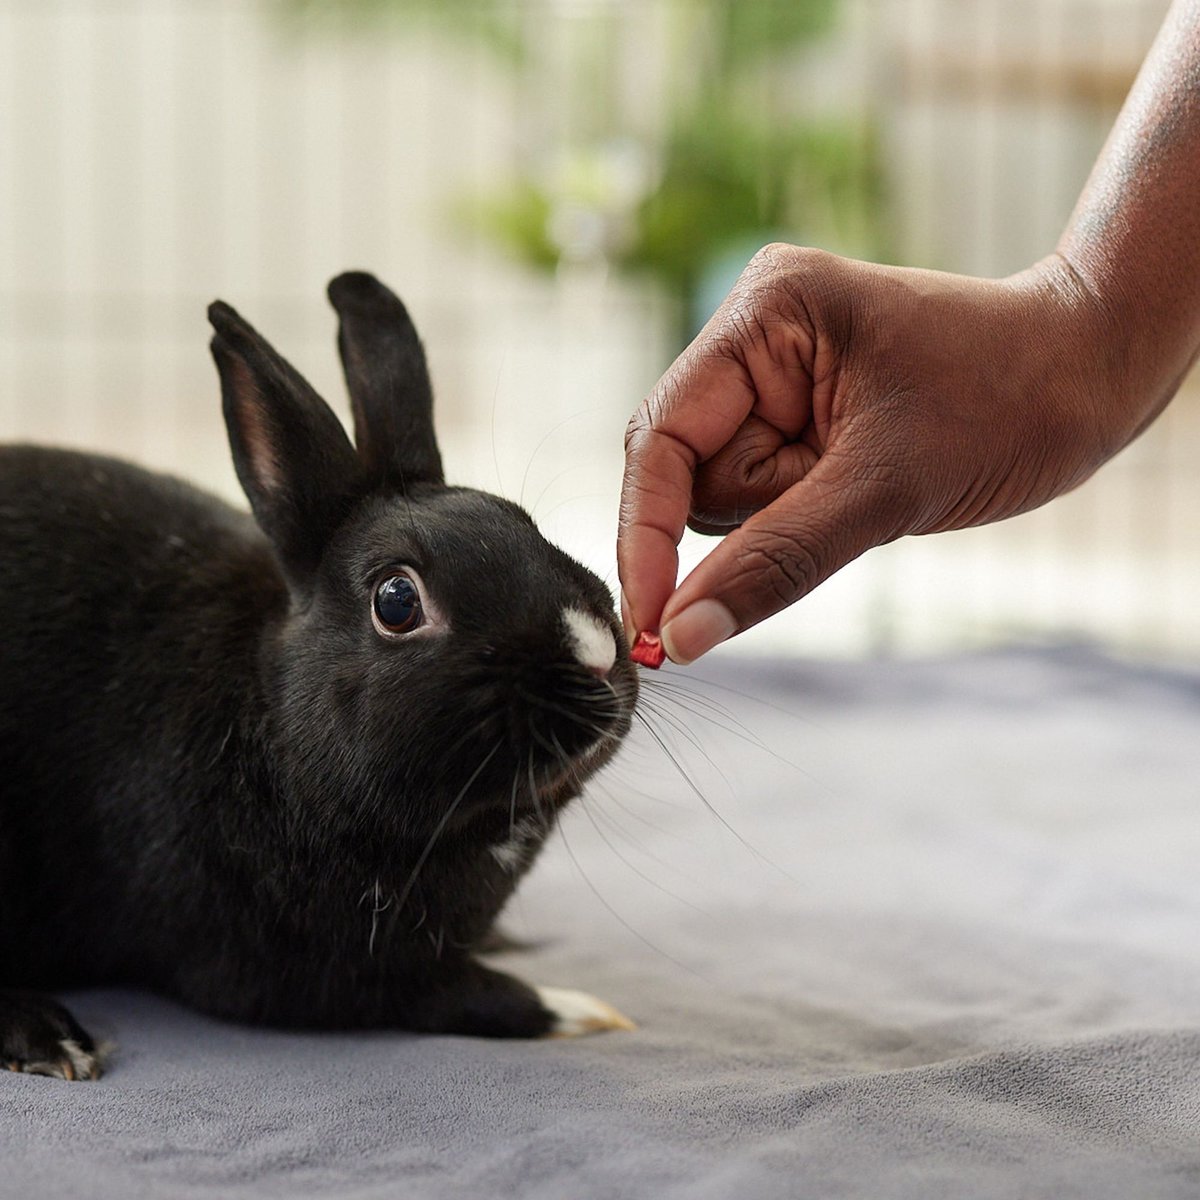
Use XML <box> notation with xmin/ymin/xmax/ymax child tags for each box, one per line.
<box><xmin>482</xmin><ymin>702</ymin><xmax>632</xmax><ymax>820</ymax></box>
<box><xmin>531</xmin><ymin>725</ymin><xmax>624</xmax><ymax>800</ymax></box>
<box><xmin>430</xmin><ymin>654</ymin><xmax>637</xmax><ymax>824</ymax></box>
<box><xmin>489</xmin><ymin>727</ymin><xmax>623</xmax><ymax>817</ymax></box>
<box><xmin>568</xmin><ymin>721</ymin><xmax>628</xmax><ymax>777</ymax></box>
<box><xmin>503</xmin><ymin>657</ymin><xmax>636</xmax><ymax>766</ymax></box>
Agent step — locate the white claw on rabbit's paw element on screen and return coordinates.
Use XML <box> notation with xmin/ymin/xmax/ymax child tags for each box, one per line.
<box><xmin>536</xmin><ymin>986</ymin><xmax>636</xmax><ymax>1037</ymax></box>
<box><xmin>9</xmin><ymin>1037</ymin><xmax>103</xmax><ymax>1081</ymax></box>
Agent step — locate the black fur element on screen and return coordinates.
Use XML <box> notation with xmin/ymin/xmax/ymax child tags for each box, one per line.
<box><xmin>0</xmin><ymin>273</ymin><xmax>636</xmax><ymax>1070</ymax></box>
<box><xmin>328</xmin><ymin>271</ymin><xmax>443</xmax><ymax>488</ymax></box>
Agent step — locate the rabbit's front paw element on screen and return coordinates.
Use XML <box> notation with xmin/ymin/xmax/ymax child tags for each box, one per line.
<box><xmin>0</xmin><ymin>990</ymin><xmax>103</xmax><ymax>1081</ymax></box>
<box><xmin>535</xmin><ymin>986</ymin><xmax>636</xmax><ymax>1037</ymax></box>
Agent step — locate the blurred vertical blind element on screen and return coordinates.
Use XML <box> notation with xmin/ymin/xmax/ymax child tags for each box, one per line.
<box><xmin>1</xmin><ymin>0</ymin><xmax>1193</xmax><ymax>660</ymax></box>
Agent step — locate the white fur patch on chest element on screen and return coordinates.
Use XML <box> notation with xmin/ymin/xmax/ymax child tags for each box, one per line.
<box><xmin>490</xmin><ymin>816</ymin><xmax>542</xmax><ymax>872</ymax></box>
<box><xmin>562</xmin><ymin>607</ymin><xmax>616</xmax><ymax>677</ymax></box>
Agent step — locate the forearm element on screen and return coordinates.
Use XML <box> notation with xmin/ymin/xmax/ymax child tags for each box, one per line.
<box><xmin>1056</xmin><ymin>0</ymin><xmax>1200</xmax><ymax>427</ymax></box>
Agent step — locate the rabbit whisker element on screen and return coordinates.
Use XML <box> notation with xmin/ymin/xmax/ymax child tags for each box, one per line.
<box><xmin>654</xmin><ymin>670</ymin><xmax>814</xmax><ymax>731</ymax></box>
<box><xmin>581</xmin><ymin>775</ymin><xmax>681</xmax><ymax>836</ymax></box>
<box><xmin>584</xmin><ymin>781</ymin><xmax>712</xmax><ymax>884</ymax></box>
<box><xmin>640</xmin><ymin>675</ymin><xmax>819</xmax><ymax>781</ymax></box>
<box><xmin>523</xmin><ymin>745</ymin><xmax>544</xmax><ymax>830</ymax></box>
<box><xmin>546</xmin><ymin>729</ymin><xmax>713</xmax><ymax>924</ymax></box>
<box><xmin>631</xmin><ymin>709</ymin><xmax>797</xmax><ymax>884</ymax></box>
<box><xmin>517</xmin><ymin>686</ymin><xmax>623</xmax><ymax>729</ymax></box>
<box><xmin>508</xmin><ymin>766</ymin><xmax>521</xmax><ymax>845</ymax></box>
<box><xmin>633</xmin><ymin>696</ymin><xmax>735</xmax><ymax>793</ymax></box>
<box><xmin>576</xmin><ymin>788</ymin><xmax>712</xmax><ymax>916</ymax></box>
<box><xmin>395</xmin><ymin>741</ymin><xmax>502</xmax><ymax>920</ymax></box>
<box><xmin>639</xmin><ymin>678</ymin><xmax>757</xmax><ymax>736</ymax></box>
<box><xmin>528</xmin><ymin>465</ymin><xmax>593</xmax><ymax>520</ymax></box>
<box><xmin>517</xmin><ymin>406</ymin><xmax>606</xmax><ymax>512</ymax></box>
<box><xmin>527</xmin><ymin>723</ymin><xmax>563</xmax><ymax>765</ymax></box>
<box><xmin>550</xmin><ymin>796</ymin><xmax>708</xmax><ymax>982</ymax></box>
<box><xmin>366</xmin><ymin>877</ymin><xmax>394</xmax><ymax>958</ymax></box>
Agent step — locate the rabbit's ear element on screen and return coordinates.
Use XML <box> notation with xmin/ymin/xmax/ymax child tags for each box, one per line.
<box><xmin>327</xmin><ymin>272</ymin><xmax>444</xmax><ymax>488</ymax></box>
<box><xmin>208</xmin><ymin>301</ymin><xmax>365</xmax><ymax>583</ymax></box>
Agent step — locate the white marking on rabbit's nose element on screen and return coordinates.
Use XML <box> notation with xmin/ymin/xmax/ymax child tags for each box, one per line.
<box><xmin>562</xmin><ymin>607</ymin><xmax>616</xmax><ymax>678</ymax></box>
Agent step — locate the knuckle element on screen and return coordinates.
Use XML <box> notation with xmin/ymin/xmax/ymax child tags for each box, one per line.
<box><xmin>747</xmin><ymin>242</ymin><xmax>834</xmax><ymax>289</ymax></box>
<box><xmin>721</xmin><ymin>243</ymin><xmax>839</xmax><ymax>351</ymax></box>
<box><xmin>721</xmin><ymin>301</ymin><xmax>773</xmax><ymax>357</ymax></box>
<box><xmin>627</xmin><ymin>361</ymin><xmax>694</xmax><ymax>447</ymax></box>
<box><xmin>624</xmin><ymin>403</ymin><xmax>652</xmax><ymax>454</ymax></box>
<box><xmin>714</xmin><ymin>282</ymin><xmax>794</xmax><ymax>358</ymax></box>
<box><xmin>748</xmin><ymin>241</ymin><xmax>796</xmax><ymax>273</ymax></box>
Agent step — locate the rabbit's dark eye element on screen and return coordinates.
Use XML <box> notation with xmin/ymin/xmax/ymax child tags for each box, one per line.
<box><xmin>373</xmin><ymin>573</ymin><xmax>423</xmax><ymax>635</ymax></box>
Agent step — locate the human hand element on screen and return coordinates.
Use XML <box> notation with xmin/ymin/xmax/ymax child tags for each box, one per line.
<box><xmin>618</xmin><ymin>245</ymin><xmax>1136</xmax><ymax>664</ymax></box>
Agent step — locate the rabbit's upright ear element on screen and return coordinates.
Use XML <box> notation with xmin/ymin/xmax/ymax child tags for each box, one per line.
<box><xmin>327</xmin><ymin>272</ymin><xmax>444</xmax><ymax>489</ymax></box>
<box><xmin>209</xmin><ymin>301</ymin><xmax>366</xmax><ymax>584</ymax></box>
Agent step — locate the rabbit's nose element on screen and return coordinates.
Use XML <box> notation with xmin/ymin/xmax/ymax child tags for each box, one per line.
<box><xmin>561</xmin><ymin>607</ymin><xmax>616</xmax><ymax>678</ymax></box>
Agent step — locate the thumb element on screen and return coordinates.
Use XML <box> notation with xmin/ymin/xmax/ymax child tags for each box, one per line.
<box><xmin>659</xmin><ymin>461</ymin><xmax>900</xmax><ymax>664</ymax></box>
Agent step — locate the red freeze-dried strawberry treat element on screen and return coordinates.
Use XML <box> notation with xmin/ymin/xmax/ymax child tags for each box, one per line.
<box><xmin>629</xmin><ymin>631</ymin><xmax>666</xmax><ymax>669</ymax></box>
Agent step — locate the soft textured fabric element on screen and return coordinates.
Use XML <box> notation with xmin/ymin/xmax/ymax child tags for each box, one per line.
<box><xmin>4</xmin><ymin>646</ymin><xmax>1199</xmax><ymax>1199</ymax></box>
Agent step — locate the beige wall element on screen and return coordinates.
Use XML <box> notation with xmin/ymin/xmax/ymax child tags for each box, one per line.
<box><xmin>2</xmin><ymin>0</ymin><xmax>1194</xmax><ymax>659</ymax></box>
<box><xmin>0</xmin><ymin>1</ymin><xmax>673</xmax><ymax>588</ymax></box>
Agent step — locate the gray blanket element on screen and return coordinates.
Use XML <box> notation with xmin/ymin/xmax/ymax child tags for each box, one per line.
<box><xmin>5</xmin><ymin>647</ymin><xmax>1200</xmax><ymax>1198</ymax></box>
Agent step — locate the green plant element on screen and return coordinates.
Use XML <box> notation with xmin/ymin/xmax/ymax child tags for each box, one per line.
<box><xmin>285</xmin><ymin>0</ymin><xmax>884</xmax><ymax>343</ymax></box>
<box><xmin>627</xmin><ymin>106</ymin><xmax>882</xmax><ymax>307</ymax></box>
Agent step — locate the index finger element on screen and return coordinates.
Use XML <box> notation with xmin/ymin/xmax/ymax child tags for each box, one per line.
<box><xmin>617</xmin><ymin>346</ymin><xmax>757</xmax><ymax>636</ymax></box>
<box><xmin>618</xmin><ymin>418</ymin><xmax>695</xmax><ymax>636</ymax></box>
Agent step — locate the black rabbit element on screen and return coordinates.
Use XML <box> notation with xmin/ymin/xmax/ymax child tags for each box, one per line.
<box><xmin>0</xmin><ymin>273</ymin><xmax>637</xmax><ymax>1080</ymax></box>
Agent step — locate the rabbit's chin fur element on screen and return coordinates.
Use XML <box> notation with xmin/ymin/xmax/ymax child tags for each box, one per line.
<box><xmin>0</xmin><ymin>273</ymin><xmax>639</xmax><ymax>1067</ymax></box>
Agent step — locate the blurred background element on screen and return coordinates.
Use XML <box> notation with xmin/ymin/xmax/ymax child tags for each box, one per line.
<box><xmin>1</xmin><ymin>0</ymin><xmax>1193</xmax><ymax>662</ymax></box>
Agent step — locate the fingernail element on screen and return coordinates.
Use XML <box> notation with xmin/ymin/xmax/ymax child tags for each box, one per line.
<box><xmin>661</xmin><ymin>600</ymin><xmax>738</xmax><ymax>665</ymax></box>
<box><xmin>619</xmin><ymin>592</ymin><xmax>636</xmax><ymax>646</ymax></box>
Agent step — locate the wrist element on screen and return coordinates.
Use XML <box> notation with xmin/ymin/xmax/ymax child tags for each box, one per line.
<box><xmin>1007</xmin><ymin>254</ymin><xmax>1169</xmax><ymax>464</ymax></box>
